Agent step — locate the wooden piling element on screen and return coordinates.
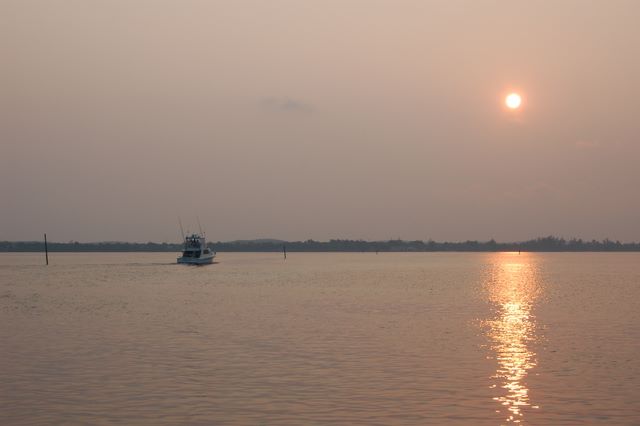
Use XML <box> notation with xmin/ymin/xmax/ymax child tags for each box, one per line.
<box><xmin>44</xmin><ymin>233</ymin><xmax>49</xmax><ymax>265</ymax></box>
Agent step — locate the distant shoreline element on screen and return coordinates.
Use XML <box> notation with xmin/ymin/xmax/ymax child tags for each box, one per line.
<box><xmin>2</xmin><ymin>236</ymin><xmax>640</xmax><ymax>252</ymax></box>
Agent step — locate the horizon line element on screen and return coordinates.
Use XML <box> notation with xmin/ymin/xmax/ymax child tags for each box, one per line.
<box><xmin>2</xmin><ymin>236</ymin><xmax>638</xmax><ymax>245</ymax></box>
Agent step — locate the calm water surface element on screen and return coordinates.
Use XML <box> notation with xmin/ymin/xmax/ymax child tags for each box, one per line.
<box><xmin>1</xmin><ymin>252</ymin><xmax>639</xmax><ymax>424</ymax></box>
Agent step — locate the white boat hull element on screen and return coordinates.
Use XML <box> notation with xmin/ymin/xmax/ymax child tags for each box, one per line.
<box><xmin>177</xmin><ymin>253</ymin><xmax>215</xmax><ymax>265</ymax></box>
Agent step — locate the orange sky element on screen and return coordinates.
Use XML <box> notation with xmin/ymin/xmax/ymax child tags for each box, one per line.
<box><xmin>2</xmin><ymin>1</ymin><xmax>639</xmax><ymax>242</ymax></box>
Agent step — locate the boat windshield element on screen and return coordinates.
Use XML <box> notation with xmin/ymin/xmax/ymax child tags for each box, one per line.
<box><xmin>181</xmin><ymin>250</ymin><xmax>201</xmax><ymax>258</ymax></box>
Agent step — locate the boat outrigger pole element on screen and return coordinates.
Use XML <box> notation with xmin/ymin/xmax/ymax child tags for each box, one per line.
<box><xmin>196</xmin><ymin>216</ymin><xmax>204</xmax><ymax>236</ymax></box>
<box><xmin>178</xmin><ymin>217</ymin><xmax>185</xmax><ymax>241</ymax></box>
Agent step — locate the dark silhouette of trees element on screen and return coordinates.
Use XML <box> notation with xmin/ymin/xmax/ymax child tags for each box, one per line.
<box><xmin>2</xmin><ymin>235</ymin><xmax>640</xmax><ymax>252</ymax></box>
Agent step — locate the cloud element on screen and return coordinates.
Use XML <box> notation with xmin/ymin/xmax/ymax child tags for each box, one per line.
<box><xmin>261</xmin><ymin>97</ymin><xmax>314</xmax><ymax>114</ymax></box>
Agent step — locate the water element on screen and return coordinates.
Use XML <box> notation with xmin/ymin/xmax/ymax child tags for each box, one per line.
<box><xmin>1</xmin><ymin>252</ymin><xmax>639</xmax><ymax>425</ymax></box>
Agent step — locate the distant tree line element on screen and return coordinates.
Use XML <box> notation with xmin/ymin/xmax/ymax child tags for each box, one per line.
<box><xmin>212</xmin><ymin>236</ymin><xmax>640</xmax><ymax>252</ymax></box>
<box><xmin>2</xmin><ymin>236</ymin><xmax>640</xmax><ymax>252</ymax></box>
<box><xmin>0</xmin><ymin>241</ymin><xmax>181</xmax><ymax>252</ymax></box>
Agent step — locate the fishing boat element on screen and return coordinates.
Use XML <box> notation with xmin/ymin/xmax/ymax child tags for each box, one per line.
<box><xmin>177</xmin><ymin>233</ymin><xmax>215</xmax><ymax>265</ymax></box>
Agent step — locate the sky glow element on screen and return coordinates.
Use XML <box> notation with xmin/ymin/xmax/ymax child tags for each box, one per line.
<box><xmin>2</xmin><ymin>1</ymin><xmax>640</xmax><ymax>242</ymax></box>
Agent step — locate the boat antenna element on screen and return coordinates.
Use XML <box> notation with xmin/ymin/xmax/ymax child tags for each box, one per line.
<box><xmin>178</xmin><ymin>217</ymin><xmax>185</xmax><ymax>241</ymax></box>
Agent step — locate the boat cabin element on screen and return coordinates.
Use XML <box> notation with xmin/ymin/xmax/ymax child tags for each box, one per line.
<box><xmin>181</xmin><ymin>234</ymin><xmax>211</xmax><ymax>258</ymax></box>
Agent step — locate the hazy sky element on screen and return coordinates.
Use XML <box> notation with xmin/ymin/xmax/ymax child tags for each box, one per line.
<box><xmin>2</xmin><ymin>1</ymin><xmax>639</xmax><ymax>242</ymax></box>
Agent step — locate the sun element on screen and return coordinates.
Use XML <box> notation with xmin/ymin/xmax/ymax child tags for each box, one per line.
<box><xmin>505</xmin><ymin>93</ymin><xmax>522</xmax><ymax>109</ymax></box>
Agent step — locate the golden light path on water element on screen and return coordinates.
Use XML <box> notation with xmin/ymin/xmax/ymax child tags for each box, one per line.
<box><xmin>484</xmin><ymin>253</ymin><xmax>542</xmax><ymax>424</ymax></box>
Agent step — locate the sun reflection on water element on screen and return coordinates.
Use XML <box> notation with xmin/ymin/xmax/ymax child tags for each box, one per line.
<box><xmin>484</xmin><ymin>253</ymin><xmax>542</xmax><ymax>424</ymax></box>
